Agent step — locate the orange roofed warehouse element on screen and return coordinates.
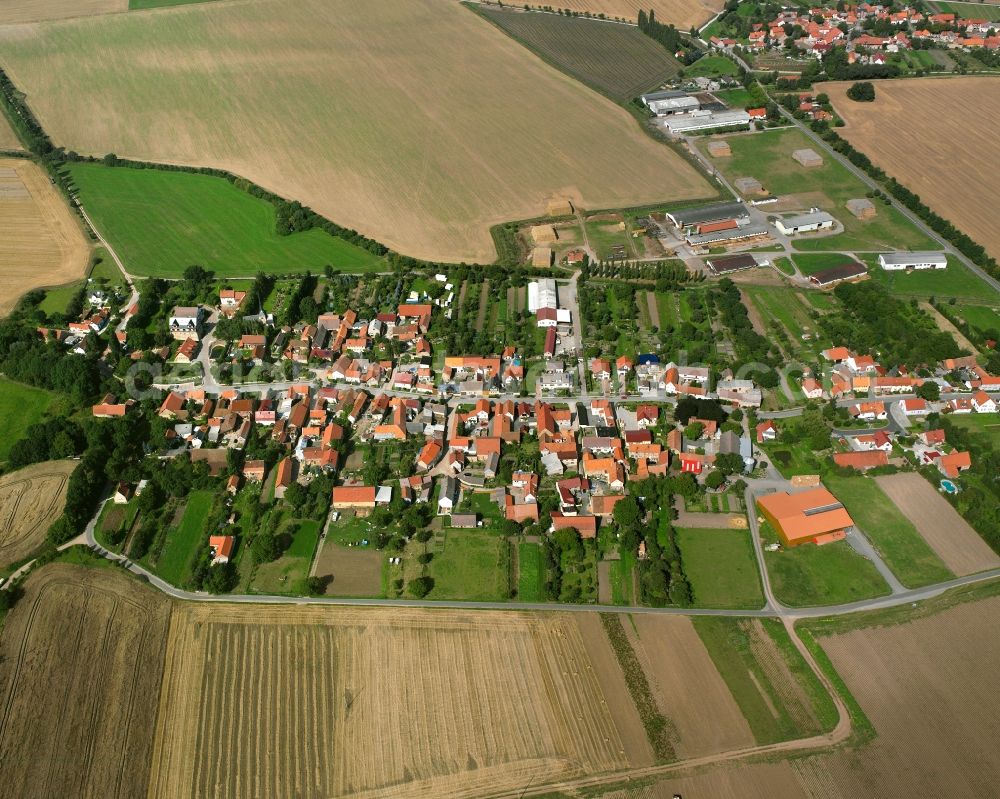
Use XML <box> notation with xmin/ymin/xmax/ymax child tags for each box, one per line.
<box><xmin>756</xmin><ymin>487</ymin><xmax>853</xmax><ymax>547</ymax></box>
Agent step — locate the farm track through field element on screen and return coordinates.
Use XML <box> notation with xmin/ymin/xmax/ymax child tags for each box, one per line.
<box><xmin>646</xmin><ymin>291</ymin><xmax>660</xmax><ymax>331</ymax></box>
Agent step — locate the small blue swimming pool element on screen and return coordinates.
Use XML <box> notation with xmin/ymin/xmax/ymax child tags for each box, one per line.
<box><xmin>940</xmin><ymin>479</ymin><xmax>958</xmax><ymax>494</ymax></box>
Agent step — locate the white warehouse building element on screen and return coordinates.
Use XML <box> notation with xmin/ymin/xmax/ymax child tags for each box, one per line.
<box><xmin>527</xmin><ymin>279</ymin><xmax>558</xmax><ymax>313</ymax></box>
<box><xmin>878</xmin><ymin>252</ymin><xmax>947</xmax><ymax>271</ymax></box>
<box><xmin>774</xmin><ymin>211</ymin><xmax>836</xmax><ymax>236</ymax></box>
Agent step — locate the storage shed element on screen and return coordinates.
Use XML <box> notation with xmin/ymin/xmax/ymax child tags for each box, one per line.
<box><xmin>530</xmin><ymin>246</ymin><xmax>553</xmax><ymax>268</ymax></box>
<box><xmin>734</xmin><ymin>176</ymin><xmax>765</xmax><ymax>195</ymax></box>
<box><xmin>792</xmin><ymin>148</ymin><xmax>823</xmax><ymax>168</ymax></box>
<box><xmin>530</xmin><ymin>224</ymin><xmax>557</xmax><ymax>244</ymax></box>
<box><xmin>707</xmin><ymin>140</ymin><xmax>731</xmax><ymax>157</ymax></box>
<box><xmin>846</xmin><ymin>198</ymin><xmax>876</xmax><ymax>219</ymax></box>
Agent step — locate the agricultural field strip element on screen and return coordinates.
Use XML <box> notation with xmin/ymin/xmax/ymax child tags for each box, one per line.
<box><xmin>151</xmin><ymin>604</ymin><xmax>628</xmax><ymax>798</ymax></box>
<box><xmin>0</xmin><ymin>0</ymin><xmax>712</xmax><ymax>263</ymax></box>
<box><xmin>0</xmin><ymin>461</ymin><xmax>76</xmax><ymax>569</ymax></box>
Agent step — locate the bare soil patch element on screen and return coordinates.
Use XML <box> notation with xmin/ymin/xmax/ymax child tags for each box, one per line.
<box><xmin>826</xmin><ymin>78</ymin><xmax>1000</xmax><ymax>261</ymax></box>
<box><xmin>646</xmin><ymin>290</ymin><xmax>660</xmax><ymax>330</ymax></box>
<box><xmin>875</xmin><ymin>472</ymin><xmax>1000</xmax><ymax>576</ymax></box>
<box><xmin>0</xmin><ymin>0</ymin><xmax>125</xmax><ymax>26</ymax></box>
<box><xmin>628</xmin><ymin>614</ymin><xmax>755</xmax><ymax>757</ymax></box>
<box><xmin>149</xmin><ymin>604</ymin><xmax>630</xmax><ymax>798</ymax></box>
<box><xmin>0</xmin><ymin>158</ymin><xmax>89</xmax><ymax>315</ymax></box>
<box><xmin>740</xmin><ymin>288</ymin><xmax>768</xmax><ymax>335</ymax></box>
<box><xmin>0</xmin><ymin>460</ymin><xmax>75</xmax><ymax>569</ymax></box>
<box><xmin>599</xmin><ymin>761</ymin><xmax>808</xmax><ymax>798</ymax></box>
<box><xmin>0</xmin><ymin>563</ymin><xmax>170</xmax><ymax>799</ymax></box>
<box><xmin>0</xmin><ymin>0</ymin><xmax>711</xmax><ymax>262</ymax></box>
<box><xmin>798</xmin><ymin>595</ymin><xmax>1000</xmax><ymax>798</ymax></box>
<box><xmin>312</xmin><ymin>539</ymin><xmax>382</xmax><ymax>597</ymax></box>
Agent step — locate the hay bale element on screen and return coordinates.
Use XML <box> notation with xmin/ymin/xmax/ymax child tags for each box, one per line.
<box><xmin>792</xmin><ymin>148</ymin><xmax>823</xmax><ymax>168</ymax></box>
<box><xmin>707</xmin><ymin>140</ymin><xmax>731</xmax><ymax>158</ymax></box>
<box><xmin>530</xmin><ymin>246</ymin><xmax>552</xmax><ymax>268</ymax></box>
<box><xmin>547</xmin><ymin>198</ymin><xmax>573</xmax><ymax>216</ymax></box>
<box><xmin>734</xmin><ymin>177</ymin><xmax>764</xmax><ymax>196</ymax></box>
<box><xmin>530</xmin><ymin>224</ymin><xmax>557</xmax><ymax>244</ymax></box>
<box><xmin>790</xmin><ymin>474</ymin><xmax>821</xmax><ymax>487</ymax></box>
<box><xmin>846</xmin><ymin>198</ymin><xmax>876</xmax><ymax>219</ymax></box>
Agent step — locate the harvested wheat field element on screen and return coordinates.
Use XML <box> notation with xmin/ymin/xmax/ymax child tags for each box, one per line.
<box><xmin>0</xmin><ymin>157</ymin><xmax>89</xmax><ymax>314</ymax></box>
<box><xmin>0</xmin><ymin>563</ymin><xmax>171</xmax><ymax>799</ymax></box>
<box><xmin>149</xmin><ymin>604</ymin><xmax>633</xmax><ymax>799</ymax></box>
<box><xmin>596</xmin><ymin>761</ymin><xmax>808</xmax><ymax>799</ymax></box>
<box><xmin>0</xmin><ymin>460</ymin><xmax>75</xmax><ymax>568</ymax></box>
<box><xmin>875</xmin><ymin>472</ymin><xmax>1000</xmax><ymax>575</ymax></box>
<box><xmin>826</xmin><ymin>78</ymin><xmax>1000</xmax><ymax>260</ymax></box>
<box><xmin>625</xmin><ymin>614</ymin><xmax>755</xmax><ymax>757</ymax></box>
<box><xmin>0</xmin><ymin>0</ymin><xmax>125</xmax><ymax>26</ymax></box>
<box><xmin>543</xmin><ymin>0</ymin><xmax>723</xmax><ymax>29</ymax></box>
<box><xmin>0</xmin><ymin>0</ymin><xmax>711</xmax><ymax>262</ymax></box>
<box><xmin>796</xmin><ymin>594</ymin><xmax>1000</xmax><ymax>798</ymax></box>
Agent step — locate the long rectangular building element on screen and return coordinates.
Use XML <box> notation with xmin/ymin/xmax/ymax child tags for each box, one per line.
<box><xmin>706</xmin><ymin>253</ymin><xmax>760</xmax><ymax>275</ymax></box>
<box><xmin>757</xmin><ymin>487</ymin><xmax>853</xmax><ymax>547</ymax></box>
<box><xmin>666</xmin><ymin>201</ymin><xmax>749</xmax><ymax>229</ymax></box>
<box><xmin>809</xmin><ymin>261</ymin><xmax>868</xmax><ymax>288</ymax></box>
<box><xmin>686</xmin><ymin>223</ymin><xmax>769</xmax><ymax>248</ymax></box>
<box><xmin>663</xmin><ymin>109</ymin><xmax>750</xmax><ymax>134</ymax></box>
<box><xmin>878</xmin><ymin>251</ymin><xmax>947</xmax><ymax>270</ymax></box>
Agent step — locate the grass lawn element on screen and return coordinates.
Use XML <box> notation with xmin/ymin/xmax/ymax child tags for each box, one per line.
<box><xmin>948</xmin><ymin>412</ymin><xmax>1000</xmax><ymax>449</ymax></box>
<box><xmin>759</xmin><ymin>440</ymin><xmax>828</xmax><ymax>478</ymax></box>
<box><xmin>250</xmin><ymin>518</ymin><xmax>321</xmax><ymax>594</ymax></box>
<box><xmin>677</xmin><ymin>528</ymin><xmax>764</xmax><ymax>609</ymax></box>
<box><xmin>862</xmin><ymin>254</ymin><xmax>997</xmax><ymax>301</ymax></box>
<box><xmin>715</xmin><ymin>87</ymin><xmax>754</xmax><ymax>108</ymax></box>
<box><xmin>584</xmin><ymin>218</ymin><xmax>633</xmax><ymax>260</ymax></box>
<box><xmin>953</xmin><ymin>303</ymin><xmax>1000</xmax><ymax>335</ymax></box>
<box><xmin>693</xmin><ymin>616</ymin><xmax>838</xmax><ymax>744</ymax></box>
<box><xmin>610</xmin><ymin>550</ymin><xmax>636</xmax><ymax>605</ymax></box>
<box><xmin>685</xmin><ymin>54</ymin><xmax>739</xmax><ymax>77</ymax></box>
<box><xmin>517</xmin><ymin>541</ymin><xmax>545</xmax><ymax>602</ymax></box>
<box><xmin>824</xmin><ymin>475</ymin><xmax>954</xmax><ymax>588</ymax></box>
<box><xmin>760</xmin><ymin>521</ymin><xmax>891</xmax><ymax>607</ymax></box>
<box><xmin>68</xmin><ymin>163</ymin><xmax>385</xmax><ymax>277</ymax></box>
<box><xmin>773</xmin><ymin>256</ymin><xmax>795</xmax><ymax>276</ymax></box>
<box><xmin>791</xmin><ymin>253</ymin><xmax>862</xmax><ymax>277</ymax></box>
<box><xmin>704</xmin><ymin>128</ymin><xmax>935</xmax><ymax>252</ymax></box>
<box><xmin>0</xmin><ymin>379</ymin><xmax>60</xmax><ymax>461</ymax></box>
<box><xmin>155</xmin><ymin>489</ymin><xmax>214</xmax><ymax>586</ymax></box>
<box><xmin>428</xmin><ymin>531</ymin><xmax>510</xmax><ymax>601</ymax></box>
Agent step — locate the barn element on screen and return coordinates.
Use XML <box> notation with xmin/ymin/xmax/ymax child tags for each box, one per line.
<box><xmin>809</xmin><ymin>261</ymin><xmax>868</xmax><ymax>288</ymax></box>
<box><xmin>845</xmin><ymin>198</ymin><xmax>876</xmax><ymax>219</ymax></box>
<box><xmin>775</xmin><ymin>211</ymin><xmax>835</xmax><ymax>236</ymax></box>
<box><xmin>877</xmin><ymin>251</ymin><xmax>947</xmax><ymax>271</ymax></box>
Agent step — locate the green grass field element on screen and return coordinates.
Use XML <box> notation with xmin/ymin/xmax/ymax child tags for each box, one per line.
<box><xmin>693</xmin><ymin>617</ymin><xmax>838</xmax><ymax>744</ymax></box>
<box><xmin>517</xmin><ymin>542</ymin><xmax>545</xmax><ymax>602</ymax></box>
<box><xmin>934</xmin><ymin>1</ymin><xmax>1000</xmax><ymax>20</ymax></box>
<box><xmin>476</xmin><ymin>7</ymin><xmax>681</xmax><ymax>101</ymax></box>
<box><xmin>953</xmin><ymin>303</ymin><xmax>1000</xmax><ymax>334</ymax></box>
<box><xmin>685</xmin><ymin>55</ymin><xmax>740</xmax><ymax>78</ymax></box>
<box><xmin>429</xmin><ymin>531</ymin><xmax>510</xmax><ymax>601</ymax></box>
<box><xmin>39</xmin><ymin>247</ymin><xmax>127</xmax><ymax>316</ymax></box>
<box><xmin>67</xmin><ymin>163</ymin><xmax>385</xmax><ymax>277</ymax></box>
<box><xmin>0</xmin><ymin>379</ymin><xmax>60</xmax><ymax>461</ymax></box>
<box><xmin>704</xmin><ymin>128</ymin><xmax>936</xmax><ymax>252</ymax></box>
<box><xmin>792</xmin><ymin>253</ymin><xmax>862</xmax><ymax>277</ymax></box>
<box><xmin>760</xmin><ymin>521</ymin><xmax>890</xmax><ymax>607</ymax></box>
<box><xmin>824</xmin><ymin>475</ymin><xmax>954</xmax><ymax>588</ymax></box>
<box><xmin>677</xmin><ymin>528</ymin><xmax>764</xmax><ymax>609</ymax></box>
<box><xmin>715</xmin><ymin>87</ymin><xmax>755</xmax><ymax>108</ymax></box>
<box><xmin>249</xmin><ymin>518</ymin><xmax>320</xmax><ymax>594</ymax></box>
<box><xmin>948</xmin><ymin>412</ymin><xmax>1000</xmax><ymax>448</ymax></box>
<box><xmin>861</xmin><ymin>255</ymin><xmax>997</xmax><ymax>301</ymax></box>
<box><xmin>155</xmin><ymin>490</ymin><xmax>214</xmax><ymax>585</ymax></box>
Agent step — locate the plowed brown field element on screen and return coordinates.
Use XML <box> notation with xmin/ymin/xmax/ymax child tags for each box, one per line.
<box><xmin>796</xmin><ymin>595</ymin><xmax>1000</xmax><ymax>797</ymax></box>
<box><xmin>826</xmin><ymin>78</ymin><xmax>1000</xmax><ymax>260</ymax></box>
<box><xmin>0</xmin><ymin>157</ymin><xmax>89</xmax><ymax>314</ymax></box>
<box><xmin>149</xmin><ymin>604</ymin><xmax>632</xmax><ymax>798</ymax></box>
<box><xmin>544</xmin><ymin>0</ymin><xmax>723</xmax><ymax>29</ymax></box>
<box><xmin>0</xmin><ymin>563</ymin><xmax>171</xmax><ymax>799</ymax></box>
<box><xmin>0</xmin><ymin>0</ymin><xmax>712</xmax><ymax>262</ymax></box>
<box><xmin>627</xmin><ymin>614</ymin><xmax>755</xmax><ymax>757</ymax></box>
<box><xmin>0</xmin><ymin>460</ymin><xmax>75</xmax><ymax>569</ymax></box>
<box><xmin>875</xmin><ymin>472</ymin><xmax>1000</xmax><ymax>575</ymax></box>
